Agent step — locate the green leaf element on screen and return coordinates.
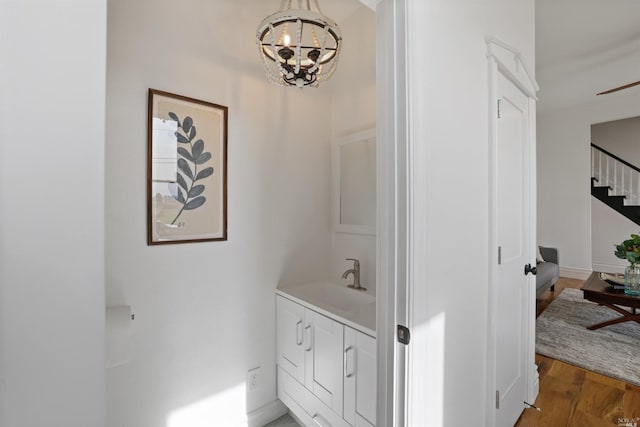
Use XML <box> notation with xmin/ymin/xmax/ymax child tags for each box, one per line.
<box><xmin>189</xmin><ymin>184</ymin><xmax>205</xmax><ymax>198</ymax></box>
<box><xmin>168</xmin><ymin>112</ymin><xmax>180</xmax><ymax>126</ymax></box>
<box><xmin>177</xmin><ymin>158</ymin><xmax>194</xmax><ymax>180</ymax></box>
<box><xmin>174</xmin><ymin>189</ymin><xmax>186</xmax><ymax>204</ymax></box>
<box><xmin>176</xmin><ymin>132</ymin><xmax>189</xmax><ymax>144</ymax></box>
<box><xmin>183</xmin><ymin>116</ymin><xmax>193</xmax><ymax>133</ymax></box>
<box><xmin>176</xmin><ymin>173</ymin><xmax>189</xmax><ymax>191</ymax></box>
<box><xmin>195</xmin><ymin>167</ymin><xmax>214</xmax><ymax>181</ymax></box>
<box><xmin>196</xmin><ymin>152</ymin><xmax>211</xmax><ymax>165</ymax></box>
<box><xmin>177</xmin><ymin>147</ymin><xmax>193</xmax><ymax>161</ymax></box>
<box><xmin>189</xmin><ymin>126</ymin><xmax>196</xmax><ymax>141</ymax></box>
<box><xmin>192</xmin><ymin>140</ymin><xmax>204</xmax><ymax>158</ymax></box>
<box><xmin>184</xmin><ymin>196</ymin><xmax>206</xmax><ymax>210</ymax></box>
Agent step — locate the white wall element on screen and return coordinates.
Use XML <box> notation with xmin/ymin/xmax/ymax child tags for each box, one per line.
<box><xmin>591</xmin><ymin>115</ymin><xmax>640</xmax><ymax>166</ymax></box>
<box><xmin>537</xmin><ymin>91</ymin><xmax>640</xmax><ymax>276</ymax></box>
<box><xmin>401</xmin><ymin>0</ymin><xmax>534</xmax><ymax>425</ymax></box>
<box><xmin>537</xmin><ymin>109</ymin><xmax>592</xmax><ymax>273</ymax></box>
<box><xmin>591</xmin><ymin>198</ymin><xmax>638</xmax><ymax>273</ymax></box>
<box><xmin>106</xmin><ymin>1</ymin><xmax>333</xmax><ymax>425</ymax></box>
<box><xmin>590</xmin><ymin>116</ymin><xmax>640</xmax><ymax>273</ymax></box>
<box><xmin>0</xmin><ymin>1</ymin><xmax>107</xmax><ymax>426</ymax></box>
<box><xmin>328</xmin><ymin>7</ymin><xmax>377</xmax><ymax>293</ymax></box>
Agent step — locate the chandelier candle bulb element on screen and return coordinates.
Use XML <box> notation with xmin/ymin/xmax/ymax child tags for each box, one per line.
<box><xmin>256</xmin><ymin>0</ymin><xmax>342</xmax><ymax>88</ymax></box>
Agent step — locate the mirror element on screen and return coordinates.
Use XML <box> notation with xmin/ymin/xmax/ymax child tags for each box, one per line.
<box><xmin>332</xmin><ymin>129</ymin><xmax>376</xmax><ymax>235</ymax></box>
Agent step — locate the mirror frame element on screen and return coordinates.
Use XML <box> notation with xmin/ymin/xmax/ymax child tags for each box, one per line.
<box><xmin>332</xmin><ymin>128</ymin><xmax>377</xmax><ymax>235</ymax></box>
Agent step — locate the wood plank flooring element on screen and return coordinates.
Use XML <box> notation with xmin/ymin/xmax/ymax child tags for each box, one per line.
<box><xmin>515</xmin><ymin>277</ymin><xmax>640</xmax><ymax>427</ymax></box>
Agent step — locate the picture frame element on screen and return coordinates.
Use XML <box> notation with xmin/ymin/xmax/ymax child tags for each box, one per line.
<box><xmin>147</xmin><ymin>89</ymin><xmax>228</xmax><ymax>245</ymax></box>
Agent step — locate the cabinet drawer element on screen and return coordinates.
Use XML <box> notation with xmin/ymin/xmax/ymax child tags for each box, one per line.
<box><xmin>278</xmin><ymin>366</ymin><xmax>350</xmax><ymax>427</ymax></box>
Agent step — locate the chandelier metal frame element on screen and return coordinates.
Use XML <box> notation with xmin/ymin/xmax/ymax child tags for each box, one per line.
<box><xmin>257</xmin><ymin>0</ymin><xmax>342</xmax><ymax>88</ymax></box>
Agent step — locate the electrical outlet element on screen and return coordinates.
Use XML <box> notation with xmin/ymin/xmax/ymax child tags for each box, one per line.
<box><xmin>247</xmin><ymin>367</ymin><xmax>260</xmax><ymax>391</ymax></box>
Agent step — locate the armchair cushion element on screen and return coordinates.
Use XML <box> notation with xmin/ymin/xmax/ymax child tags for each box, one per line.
<box><xmin>536</xmin><ymin>246</ymin><xmax>559</xmax><ymax>298</ymax></box>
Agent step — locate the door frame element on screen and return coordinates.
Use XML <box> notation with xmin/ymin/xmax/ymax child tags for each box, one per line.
<box><xmin>375</xmin><ymin>3</ymin><xmax>540</xmax><ymax>422</ymax></box>
<box><xmin>375</xmin><ymin>1</ymin><xmax>408</xmax><ymax>426</ymax></box>
<box><xmin>485</xmin><ymin>38</ymin><xmax>540</xmax><ymax>426</ymax></box>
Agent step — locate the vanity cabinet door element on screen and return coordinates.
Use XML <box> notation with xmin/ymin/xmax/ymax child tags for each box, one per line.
<box><xmin>304</xmin><ymin>308</ymin><xmax>344</xmax><ymax>416</ymax></box>
<box><xmin>344</xmin><ymin>327</ymin><xmax>377</xmax><ymax>426</ymax></box>
<box><xmin>276</xmin><ymin>296</ymin><xmax>306</xmax><ymax>384</ymax></box>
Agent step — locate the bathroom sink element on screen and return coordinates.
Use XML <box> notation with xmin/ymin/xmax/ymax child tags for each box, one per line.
<box><xmin>288</xmin><ymin>281</ymin><xmax>374</xmax><ymax>312</ymax></box>
<box><xmin>276</xmin><ymin>281</ymin><xmax>376</xmax><ymax>335</ymax></box>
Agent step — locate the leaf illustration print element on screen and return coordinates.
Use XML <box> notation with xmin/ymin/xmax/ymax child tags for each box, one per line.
<box><xmin>169</xmin><ymin>112</ymin><xmax>214</xmax><ymax>225</ymax></box>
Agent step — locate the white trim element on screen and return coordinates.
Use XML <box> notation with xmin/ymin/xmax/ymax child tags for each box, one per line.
<box><xmin>591</xmin><ymin>263</ymin><xmax>625</xmax><ymax>275</ymax></box>
<box><xmin>359</xmin><ymin>0</ymin><xmax>382</xmax><ymax>11</ymax></box>
<box><xmin>376</xmin><ymin>1</ymin><xmax>407</xmax><ymax>426</ymax></box>
<box><xmin>560</xmin><ymin>267</ymin><xmax>593</xmax><ymax>280</ymax></box>
<box><xmin>486</xmin><ymin>37</ymin><xmax>539</xmax><ymax>100</ymax></box>
<box><xmin>485</xmin><ymin>54</ymin><xmax>500</xmax><ymax>427</ymax></box>
<box><xmin>486</xmin><ymin>47</ymin><xmax>539</xmax><ymax>426</ymax></box>
<box><xmin>246</xmin><ymin>399</ymin><xmax>288</xmax><ymax>427</ymax></box>
<box><xmin>526</xmin><ymin>95</ymin><xmax>538</xmax><ymax>406</ymax></box>
<box><xmin>531</xmin><ymin>366</ymin><xmax>540</xmax><ymax>403</ymax></box>
<box><xmin>332</xmin><ymin>128</ymin><xmax>377</xmax><ymax>236</ymax></box>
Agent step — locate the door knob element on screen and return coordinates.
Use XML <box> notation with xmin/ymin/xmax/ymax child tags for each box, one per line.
<box><xmin>524</xmin><ymin>263</ymin><xmax>537</xmax><ymax>276</ymax></box>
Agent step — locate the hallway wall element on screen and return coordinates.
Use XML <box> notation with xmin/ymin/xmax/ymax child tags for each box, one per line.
<box><xmin>0</xmin><ymin>1</ymin><xmax>107</xmax><ymax>426</ymax></box>
<box><xmin>106</xmin><ymin>1</ymin><xmax>333</xmax><ymax>425</ymax></box>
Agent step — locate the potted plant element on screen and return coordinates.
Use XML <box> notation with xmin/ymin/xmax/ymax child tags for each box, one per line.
<box><xmin>614</xmin><ymin>233</ymin><xmax>640</xmax><ymax>296</ymax></box>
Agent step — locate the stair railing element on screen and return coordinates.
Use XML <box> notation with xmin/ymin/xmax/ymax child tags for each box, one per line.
<box><xmin>591</xmin><ymin>143</ymin><xmax>640</xmax><ymax>205</ymax></box>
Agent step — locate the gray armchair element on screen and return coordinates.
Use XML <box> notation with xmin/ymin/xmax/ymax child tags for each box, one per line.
<box><xmin>536</xmin><ymin>246</ymin><xmax>559</xmax><ymax>299</ymax></box>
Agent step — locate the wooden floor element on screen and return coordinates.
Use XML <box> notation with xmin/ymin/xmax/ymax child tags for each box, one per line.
<box><xmin>515</xmin><ymin>277</ymin><xmax>640</xmax><ymax>427</ymax></box>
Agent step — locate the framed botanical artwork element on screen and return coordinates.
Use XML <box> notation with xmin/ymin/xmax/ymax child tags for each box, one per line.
<box><xmin>147</xmin><ymin>89</ymin><xmax>228</xmax><ymax>245</ymax></box>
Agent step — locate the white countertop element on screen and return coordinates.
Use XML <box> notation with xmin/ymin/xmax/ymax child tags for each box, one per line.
<box><xmin>276</xmin><ymin>281</ymin><xmax>376</xmax><ymax>338</ymax></box>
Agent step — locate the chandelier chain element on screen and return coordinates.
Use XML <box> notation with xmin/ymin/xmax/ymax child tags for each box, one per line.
<box><xmin>294</xmin><ymin>19</ymin><xmax>303</xmax><ymax>75</ymax></box>
<box><xmin>312</xmin><ymin>0</ymin><xmax>323</xmax><ymax>14</ymax></box>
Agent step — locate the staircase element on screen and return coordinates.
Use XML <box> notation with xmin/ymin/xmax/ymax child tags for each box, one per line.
<box><xmin>591</xmin><ymin>143</ymin><xmax>640</xmax><ymax>226</ymax></box>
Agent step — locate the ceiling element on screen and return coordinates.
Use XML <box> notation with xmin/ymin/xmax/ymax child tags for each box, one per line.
<box><xmin>319</xmin><ymin>0</ymin><xmax>365</xmax><ymax>22</ymax></box>
<box><xmin>536</xmin><ymin>0</ymin><xmax>640</xmax><ymax>112</ymax></box>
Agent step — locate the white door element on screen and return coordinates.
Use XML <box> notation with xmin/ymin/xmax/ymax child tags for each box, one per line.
<box><xmin>276</xmin><ymin>296</ymin><xmax>306</xmax><ymax>384</ymax></box>
<box><xmin>494</xmin><ymin>73</ymin><xmax>532</xmax><ymax>426</ymax></box>
<box><xmin>304</xmin><ymin>309</ymin><xmax>344</xmax><ymax>415</ymax></box>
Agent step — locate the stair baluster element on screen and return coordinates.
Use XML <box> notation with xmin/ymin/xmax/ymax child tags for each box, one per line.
<box><xmin>591</xmin><ymin>143</ymin><xmax>640</xmax><ymax>226</ymax></box>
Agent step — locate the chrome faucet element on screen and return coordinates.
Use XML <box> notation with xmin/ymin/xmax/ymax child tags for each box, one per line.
<box><xmin>342</xmin><ymin>258</ymin><xmax>366</xmax><ymax>291</ymax></box>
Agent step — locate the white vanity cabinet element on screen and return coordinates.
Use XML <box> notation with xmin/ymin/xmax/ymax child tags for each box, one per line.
<box><xmin>276</xmin><ymin>296</ymin><xmax>306</xmax><ymax>383</ymax></box>
<box><xmin>304</xmin><ymin>309</ymin><xmax>344</xmax><ymax>415</ymax></box>
<box><xmin>276</xmin><ymin>292</ymin><xmax>376</xmax><ymax>427</ymax></box>
<box><xmin>344</xmin><ymin>327</ymin><xmax>376</xmax><ymax>427</ymax></box>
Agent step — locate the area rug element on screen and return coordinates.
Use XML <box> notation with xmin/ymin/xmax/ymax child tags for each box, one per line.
<box><xmin>536</xmin><ymin>288</ymin><xmax>640</xmax><ymax>386</ymax></box>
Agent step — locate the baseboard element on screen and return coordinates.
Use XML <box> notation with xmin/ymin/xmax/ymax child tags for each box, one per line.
<box><xmin>247</xmin><ymin>399</ymin><xmax>288</xmax><ymax>427</ymax></box>
<box><xmin>559</xmin><ymin>267</ymin><xmax>592</xmax><ymax>280</ymax></box>
<box><xmin>529</xmin><ymin>364</ymin><xmax>540</xmax><ymax>404</ymax></box>
<box><xmin>592</xmin><ymin>262</ymin><xmax>626</xmax><ymax>275</ymax></box>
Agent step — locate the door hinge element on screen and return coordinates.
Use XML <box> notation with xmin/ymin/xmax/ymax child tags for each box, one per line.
<box><xmin>498</xmin><ymin>246</ymin><xmax>502</xmax><ymax>265</ymax></box>
<box><xmin>497</xmin><ymin>99</ymin><xmax>502</xmax><ymax>119</ymax></box>
<box><xmin>397</xmin><ymin>325</ymin><xmax>410</xmax><ymax>345</ymax></box>
<box><xmin>496</xmin><ymin>390</ymin><xmax>500</xmax><ymax>409</ymax></box>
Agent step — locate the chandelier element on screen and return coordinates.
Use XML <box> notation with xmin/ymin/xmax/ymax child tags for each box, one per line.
<box><xmin>256</xmin><ymin>0</ymin><xmax>342</xmax><ymax>88</ymax></box>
